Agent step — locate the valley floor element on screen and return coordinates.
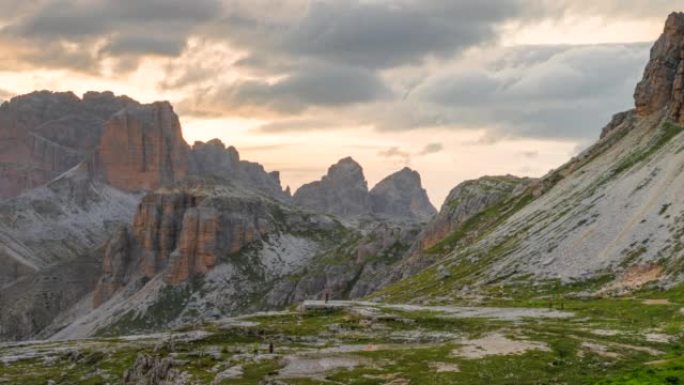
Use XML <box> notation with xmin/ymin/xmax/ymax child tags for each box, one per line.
<box><xmin>2</xmin><ymin>292</ymin><xmax>684</xmax><ymax>385</ymax></box>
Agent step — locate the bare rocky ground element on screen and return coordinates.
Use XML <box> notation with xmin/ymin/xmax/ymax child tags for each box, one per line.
<box><xmin>1</xmin><ymin>293</ymin><xmax>683</xmax><ymax>385</ymax></box>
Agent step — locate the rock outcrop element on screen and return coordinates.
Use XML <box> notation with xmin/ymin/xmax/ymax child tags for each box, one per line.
<box><xmin>97</xmin><ymin>102</ymin><xmax>190</xmax><ymax>192</ymax></box>
<box><xmin>190</xmin><ymin>139</ymin><xmax>290</xmax><ymax>202</ymax></box>
<box><xmin>0</xmin><ymin>91</ymin><xmax>138</xmax><ymax>199</ymax></box>
<box><xmin>293</xmin><ymin>157</ymin><xmax>372</xmax><ymax>218</ymax></box>
<box><xmin>634</xmin><ymin>12</ymin><xmax>684</xmax><ymax>121</ymax></box>
<box><xmin>122</xmin><ymin>354</ymin><xmax>189</xmax><ymax>385</ymax></box>
<box><xmin>369</xmin><ymin>167</ymin><xmax>436</xmax><ymax>222</ymax></box>
<box><xmin>92</xmin><ymin>182</ymin><xmax>278</xmax><ymax>305</ymax></box>
<box><xmin>294</xmin><ymin>158</ymin><xmax>435</xmax><ymax>222</ymax></box>
<box><xmin>416</xmin><ymin>175</ymin><xmax>531</xmax><ymax>253</ymax></box>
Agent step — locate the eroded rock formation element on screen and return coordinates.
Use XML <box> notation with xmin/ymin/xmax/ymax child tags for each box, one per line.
<box><xmin>97</xmin><ymin>102</ymin><xmax>189</xmax><ymax>192</ymax></box>
<box><xmin>293</xmin><ymin>157</ymin><xmax>371</xmax><ymax>218</ymax></box>
<box><xmin>0</xmin><ymin>91</ymin><xmax>137</xmax><ymax>199</ymax></box>
<box><xmin>190</xmin><ymin>139</ymin><xmax>290</xmax><ymax>202</ymax></box>
<box><xmin>635</xmin><ymin>12</ymin><xmax>684</xmax><ymax>121</ymax></box>
<box><xmin>370</xmin><ymin>167</ymin><xmax>436</xmax><ymax>221</ymax></box>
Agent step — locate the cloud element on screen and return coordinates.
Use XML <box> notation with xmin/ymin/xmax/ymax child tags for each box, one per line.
<box><xmin>533</xmin><ymin>0</ymin><xmax>684</xmax><ymax>19</ymax></box>
<box><xmin>0</xmin><ymin>0</ymin><xmax>223</xmax><ymax>71</ymax></box>
<box><xmin>218</xmin><ymin>0</ymin><xmax>525</xmax><ymax>72</ymax></box>
<box><xmin>419</xmin><ymin>143</ymin><xmax>444</xmax><ymax>155</ymax></box>
<box><xmin>408</xmin><ymin>43</ymin><xmax>649</xmax><ymax>140</ymax></box>
<box><xmin>0</xmin><ymin>88</ymin><xmax>12</xmax><ymax>102</ymax></box>
<box><xmin>520</xmin><ymin>150</ymin><xmax>539</xmax><ymax>159</ymax></box>
<box><xmin>256</xmin><ymin>119</ymin><xmax>347</xmax><ymax>133</ymax></box>
<box><xmin>180</xmin><ymin>64</ymin><xmax>392</xmax><ymax>116</ymax></box>
<box><xmin>379</xmin><ymin>146</ymin><xmax>411</xmax><ymax>163</ymax></box>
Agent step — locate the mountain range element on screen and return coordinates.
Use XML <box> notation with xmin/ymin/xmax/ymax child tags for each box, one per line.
<box><xmin>2</xmin><ymin>12</ymin><xmax>684</xmax><ymax>349</ymax></box>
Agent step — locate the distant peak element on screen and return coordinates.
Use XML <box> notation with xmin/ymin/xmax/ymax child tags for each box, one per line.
<box><xmin>335</xmin><ymin>156</ymin><xmax>361</xmax><ymax>167</ymax></box>
<box><xmin>328</xmin><ymin>156</ymin><xmax>364</xmax><ymax>176</ymax></box>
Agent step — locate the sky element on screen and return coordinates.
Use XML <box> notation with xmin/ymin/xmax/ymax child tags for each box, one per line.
<box><xmin>0</xmin><ymin>1</ymin><xmax>682</xmax><ymax>206</ymax></box>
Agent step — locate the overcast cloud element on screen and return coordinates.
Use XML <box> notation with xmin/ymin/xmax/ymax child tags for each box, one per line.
<box><xmin>0</xmin><ymin>0</ymin><xmax>681</xmax><ymax>143</ymax></box>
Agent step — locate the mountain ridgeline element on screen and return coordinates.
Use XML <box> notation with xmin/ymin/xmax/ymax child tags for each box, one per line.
<box><xmin>2</xmin><ymin>12</ymin><xmax>684</xmax><ymax>343</ymax></box>
<box><xmin>0</xmin><ymin>91</ymin><xmax>434</xmax><ymax>340</ymax></box>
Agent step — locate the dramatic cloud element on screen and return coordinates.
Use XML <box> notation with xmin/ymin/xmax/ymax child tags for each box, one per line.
<box><xmin>0</xmin><ymin>0</ymin><xmax>223</xmax><ymax>71</ymax></box>
<box><xmin>180</xmin><ymin>64</ymin><xmax>392</xmax><ymax>116</ymax></box>
<box><xmin>410</xmin><ymin>43</ymin><xmax>649</xmax><ymax>140</ymax></box>
<box><xmin>0</xmin><ymin>0</ymin><xmax>677</xmax><ymax>145</ymax></box>
<box><xmin>219</xmin><ymin>0</ymin><xmax>525</xmax><ymax>72</ymax></box>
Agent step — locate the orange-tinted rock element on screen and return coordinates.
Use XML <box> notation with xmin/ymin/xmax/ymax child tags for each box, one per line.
<box><xmin>0</xmin><ymin>91</ymin><xmax>138</xmax><ymax>199</ymax></box>
<box><xmin>165</xmin><ymin>207</ymin><xmax>220</xmax><ymax>284</ymax></box>
<box><xmin>97</xmin><ymin>102</ymin><xmax>189</xmax><ymax>192</ymax></box>
<box><xmin>93</xmin><ymin>185</ymin><xmax>279</xmax><ymax>308</ymax></box>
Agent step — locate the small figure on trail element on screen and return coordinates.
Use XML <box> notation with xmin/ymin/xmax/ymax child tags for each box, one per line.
<box><xmin>325</xmin><ymin>292</ymin><xmax>329</xmax><ymax>304</ymax></box>
<box><xmin>269</xmin><ymin>341</ymin><xmax>274</xmax><ymax>354</ymax></box>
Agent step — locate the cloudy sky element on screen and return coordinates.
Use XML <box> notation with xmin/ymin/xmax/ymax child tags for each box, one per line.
<box><xmin>0</xmin><ymin>1</ymin><xmax>681</xmax><ymax>205</ymax></box>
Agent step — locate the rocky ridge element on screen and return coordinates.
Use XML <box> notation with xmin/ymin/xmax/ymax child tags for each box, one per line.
<box><xmin>0</xmin><ymin>91</ymin><xmax>138</xmax><ymax>199</ymax></box>
<box><xmin>294</xmin><ymin>158</ymin><xmax>436</xmax><ymax>222</ymax></box>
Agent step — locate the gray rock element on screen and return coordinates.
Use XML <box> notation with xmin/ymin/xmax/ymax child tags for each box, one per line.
<box><xmin>293</xmin><ymin>157</ymin><xmax>371</xmax><ymax>218</ymax></box>
<box><xmin>369</xmin><ymin>167</ymin><xmax>437</xmax><ymax>222</ymax></box>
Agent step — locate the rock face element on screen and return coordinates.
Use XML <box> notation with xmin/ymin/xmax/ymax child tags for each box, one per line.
<box><xmin>369</xmin><ymin>167</ymin><xmax>436</xmax><ymax>221</ymax></box>
<box><xmin>294</xmin><ymin>158</ymin><xmax>435</xmax><ymax>222</ymax></box>
<box><xmin>92</xmin><ymin>183</ymin><xmax>277</xmax><ymax>305</ymax></box>
<box><xmin>97</xmin><ymin>102</ymin><xmax>190</xmax><ymax>192</ymax></box>
<box><xmin>600</xmin><ymin>110</ymin><xmax>636</xmax><ymax>139</ymax></box>
<box><xmin>417</xmin><ymin>175</ymin><xmax>531</xmax><ymax>253</ymax></box>
<box><xmin>294</xmin><ymin>157</ymin><xmax>372</xmax><ymax>218</ymax></box>
<box><xmin>634</xmin><ymin>12</ymin><xmax>684</xmax><ymax>121</ymax></box>
<box><xmin>190</xmin><ymin>139</ymin><xmax>290</xmax><ymax>202</ymax></box>
<box><xmin>0</xmin><ymin>91</ymin><xmax>138</xmax><ymax>199</ymax></box>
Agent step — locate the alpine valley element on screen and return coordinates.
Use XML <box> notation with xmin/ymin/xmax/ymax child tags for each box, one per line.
<box><xmin>3</xmin><ymin>12</ymin><xmax>684</xmax><ymax>385</ymax></box>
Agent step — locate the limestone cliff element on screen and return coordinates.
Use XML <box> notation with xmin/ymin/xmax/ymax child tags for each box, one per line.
<box><xmin>293</xmin><ymin>157</ymin><xmax>372</xmax><ymax>218</ymax></box>
<box><xmin>369</xmin><ymin>167</ymin><xmax>437</xmax><ymax>222</ymax></box>
<box><xmin>0</xmin><ymin>91</ymin><xmax>138</xmax><ymax>199</ymax></box>
<box><xmin>97</xmin><ymin>102</ymin><xmax>190</xmax><ymax>192</ymax></box>
<box><xmin>189</xmin><ymin>139</ymin><xmax>290</xmax><ymax>202</ymax></box>
<box><xmin>635</xmin><ymin>12</ymin><xmax>684</xmax><ymax>121</ymax></box>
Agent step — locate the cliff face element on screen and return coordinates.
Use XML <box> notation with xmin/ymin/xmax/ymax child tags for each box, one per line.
<box><xmin>369</xmin><ymin>167</ymin><xmax>437</xmax><ymax>222</ymax></box>
<box><xmin>97</xmin><ymin>102</ymin><xmax>190</xmax><ymax>192</ymax></box>
<box><xmin>635</xmin><ymin>12</ymin><xmax>684</xmax><ymax>121</ymax></box>
<box><xmin>190</xmin><ymin>139</ymin><xmax>290</xmax><ymax>202</ymax></box>
<box><xmin>294</xmin><ymin>158</ymin><xmax>436</xmax><ymax>222</ymax></box>
<box><xmin>293</xmin><ymin>157</ymin><xmax>372</xmax><ymax>218</ymax></box>
<box><xmin>0</xmin><ymin>91</ymin><xmax>138</xmax><ymax>199</ymax></box>
<box><xmin>92</xmin><ymin>183</ymin><xmax>277</xmax><ymax>306</ymax></box>
<box><xmin>416</xmin><ymin>175</ymin><xmax>531</xmax><ymax>253</ymax></box>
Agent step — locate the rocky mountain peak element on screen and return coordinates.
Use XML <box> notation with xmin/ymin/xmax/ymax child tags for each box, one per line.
<box><xmin>0</xmin><ymin>90</ymin><xmax>139</xmax><ymax>199</ymax></box>
<box><xmin>370</xmin><ymin>167</ymin><xmax>436</xmax><ymax>222</ymax></box>
<box><xmin>326</xmin><ymin>156</ymin><xmax>366</xmax><ymax>183</ymax></box>
<box><xmin>294</xmin><ymin>156</ymin><xmax>371</xmax><ymax>218</ymax></box>
<box><xmin>96</xmin><ymin>101</ymin><xmax>190</xmax><ymax>192</ymax></box>
<box><xmin>634</xmin><ymin>12</ymin><xmax>684</xmax><ymax>121</ymax></box>
<box><xmin>190</xmin><ymin>139</ymin><xmax>290</xmax><ymax>202</ymax></box>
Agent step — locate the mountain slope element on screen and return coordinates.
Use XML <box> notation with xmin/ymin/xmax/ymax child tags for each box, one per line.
<box><xmin>377</xmin><ymin>12</ymin><xmax>684</xmax><ymax>302</ymax></box>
